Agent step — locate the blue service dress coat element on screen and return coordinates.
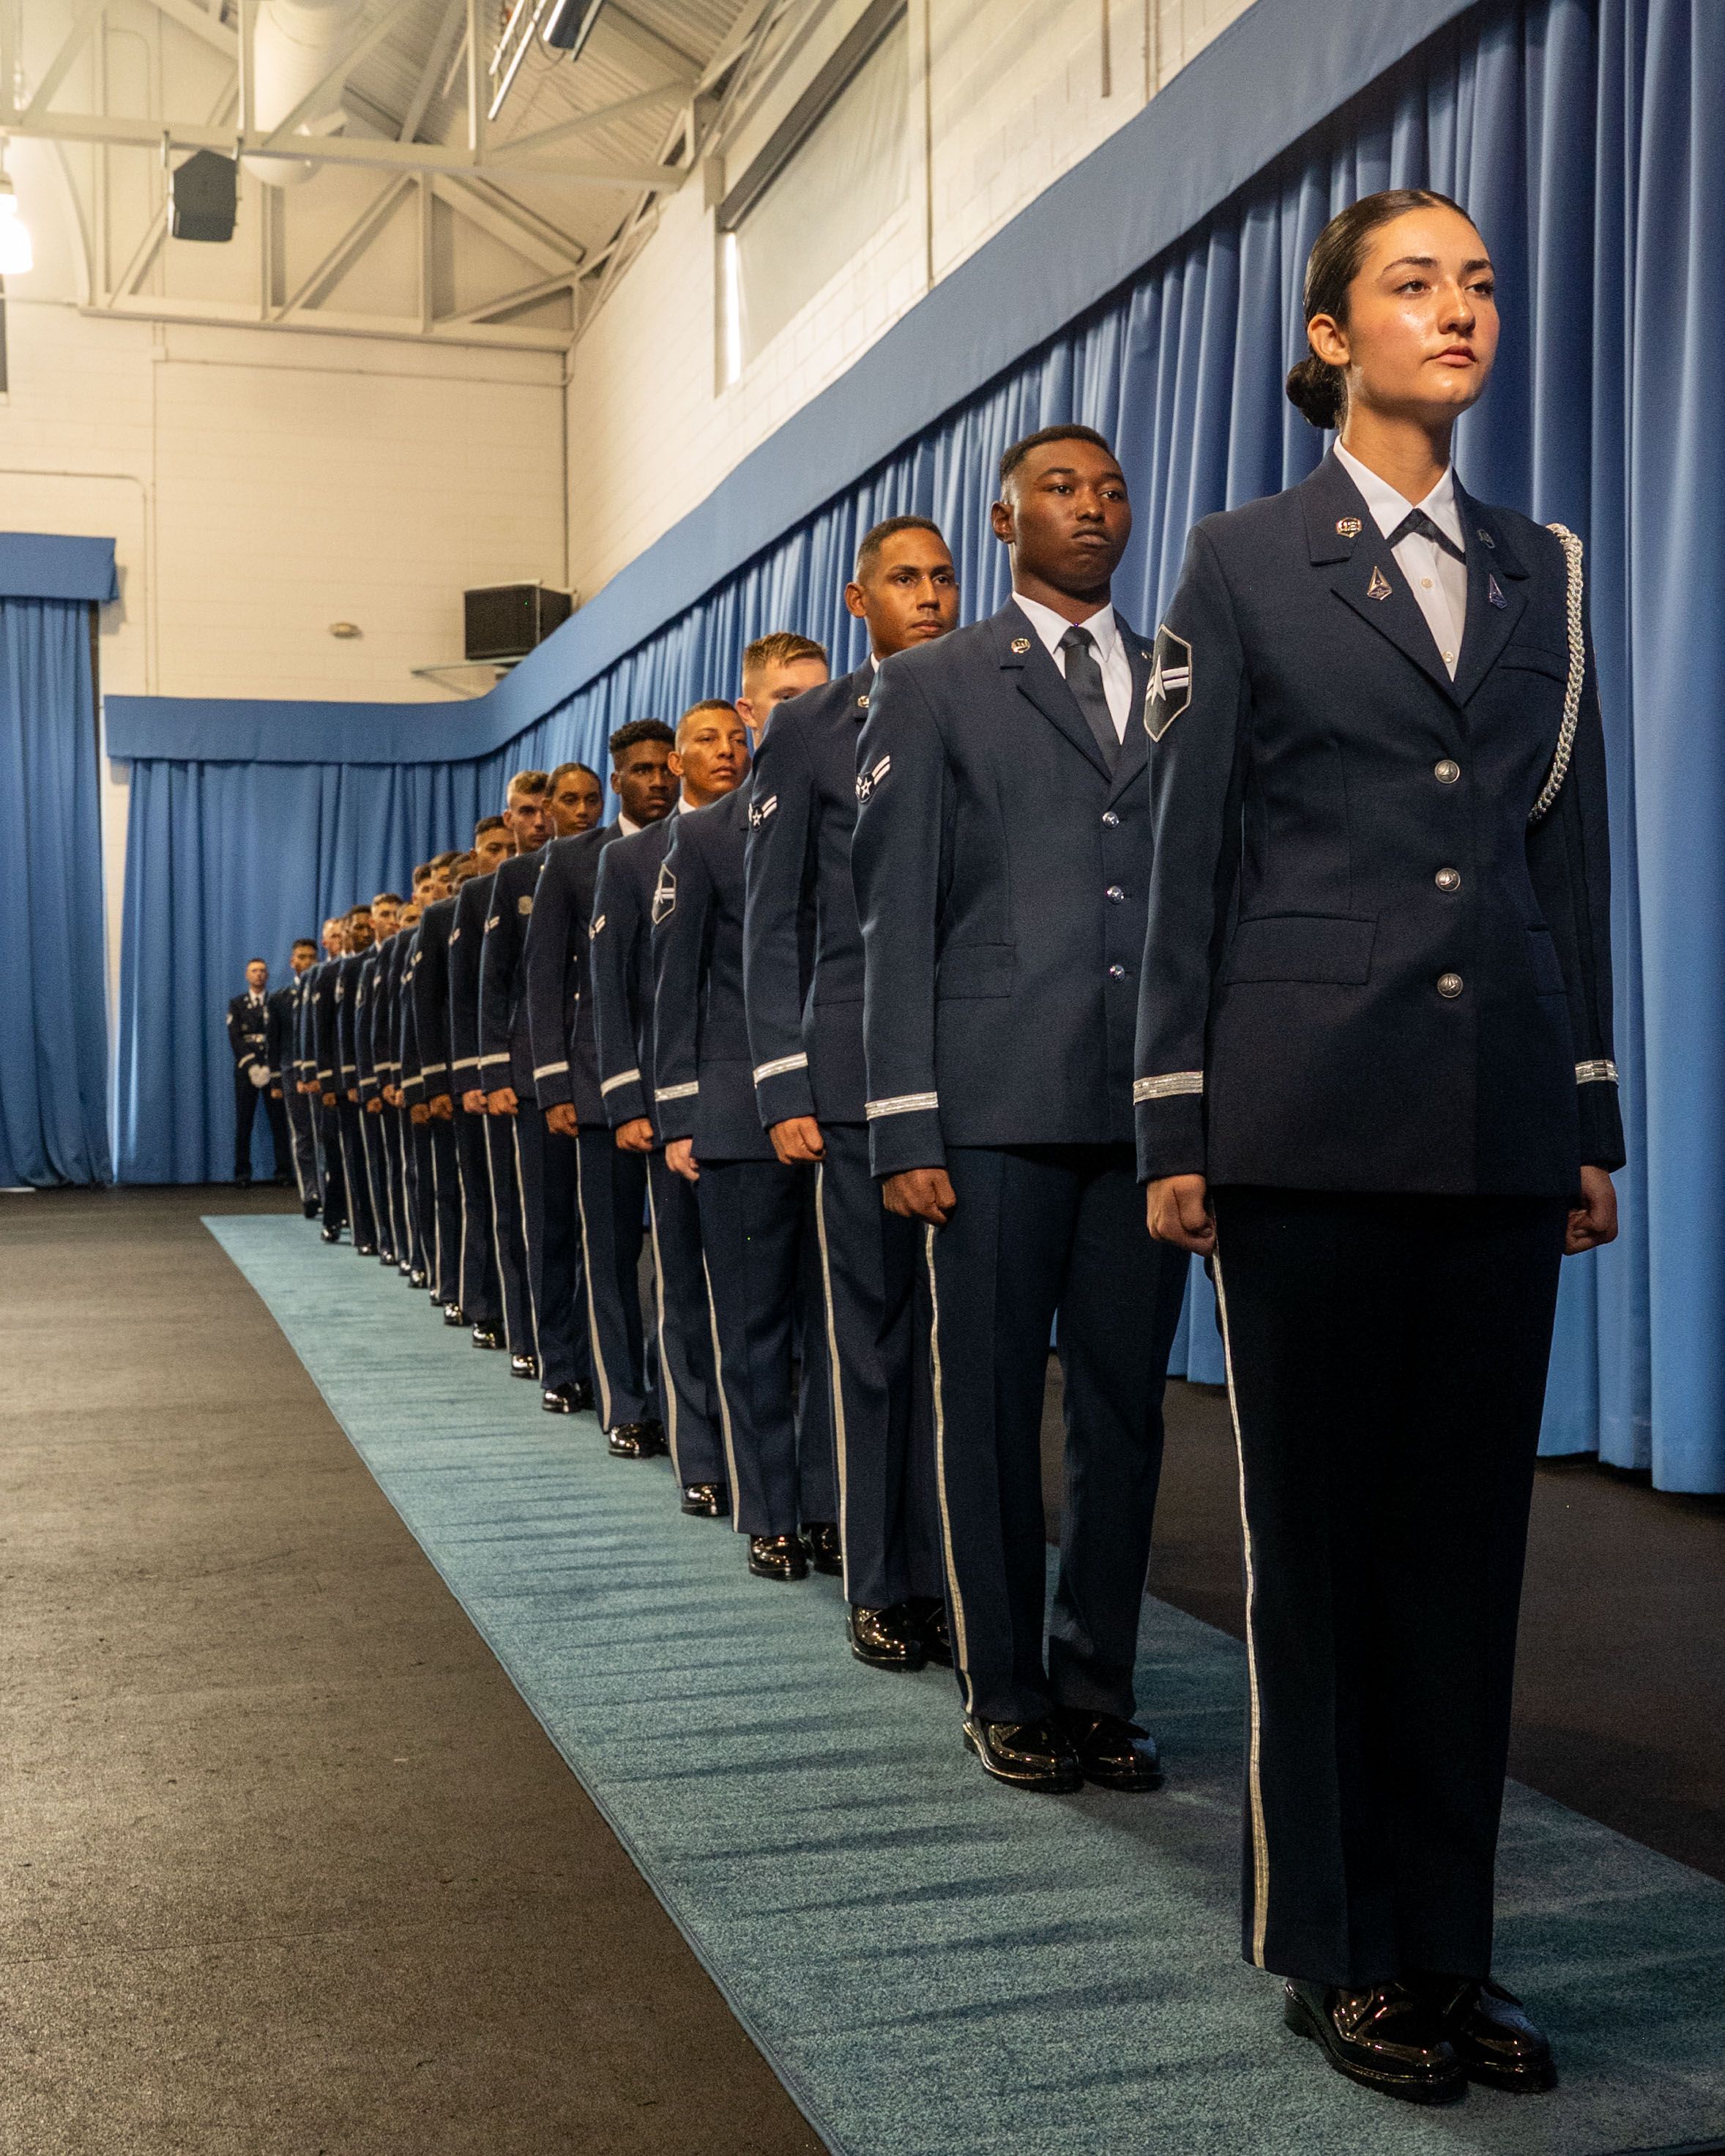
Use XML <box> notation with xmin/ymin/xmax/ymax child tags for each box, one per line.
<box><xmin>1133</xmin><ymin>447</ymin><xmax>1625</xmax><ymax>1196</ymax></box>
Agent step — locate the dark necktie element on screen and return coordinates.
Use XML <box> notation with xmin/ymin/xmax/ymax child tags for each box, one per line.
<box><xmin>1057</xmin><ymin>625</ymin><xmax>1119</xmax><ymax>770</ymax></box>
<box><xmin>1387</xmin><ymin>507</ymin><xmax>1467</xmax><ymax>563</ymax></box>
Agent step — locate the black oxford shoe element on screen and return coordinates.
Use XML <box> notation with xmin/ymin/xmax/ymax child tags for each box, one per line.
<box><xmin>848</xmin><ymin>1603</ymin><xmax>927</xmax><ymax>1672</ymax></box>
<box><xmin>319</xmin><ymin>1224</ymin><xmax>342</xmax><ymax>1244</ymax></box>
<box><xmin>354</xmin><ymin>1241</ymin><xmax>377</xmax><ymax>1257</ymax></box>
<box><xmin>303</xmin><ymin>1198</ymin><xmax>320</xmax><ymax>1220</ymax></box>
<box><xmin>803</xmin><ymin>1521</ymin><xmax>843</xmax><ymax>1575</ymax></box>
<box><xmin>748</xmin><ymin>1534</ymin><xmax>809</xmax><ymax>1582</ymax></box>
<box><xmin>1283</xmin><ymin>1981</ymin><xmax>1465</xmax><ymax>2105</ymax></box>
<box><xmin>964</xmin><ymin>1719</ymin><xmax>1083</xmax><ymax>1794</ymax></box>
<box><xmin>1422</xmin><ymin>1978</ymin><xmax>1556</xmax><ymax>2092</ymax></box>
<box><xmin>1058</xmin><ymin>1709</ymin><xmax>1163</xmax><ymax>1792</ymax></box>
<box><xmin>905</xmin><ymin>1595</ymin><xmax>952</xmax><ymax>1667</ymax></box>
<box><xmin>471</xmin><ymin>1321</ymin><xmax>504</xmax><ymax>1350</ymax></box>
<box><xmin>442</xmin><ymin>1304</ymin><xmax>465</xmax><ymax>1326</ymax></box>
<box><xmin>607</xmin><ymin>1420</ymin><xmax>666</xmax><ymax>1459</ymax></box>
<box><xmin>510</xmin><ymin>1352</ymin><xmax>538</xmax><ymax>1380</ymax></box>
<box><xmin>680</xmin><ymin>1482</ymin><xmax>730</xmax><ymax>1518</ymax></box>
<box><xmin>409</xmin><ymin>1267</ymin><xmax>428</xmax><ymax>1289</ymax></box>
<box><xmin>541</xmin><ymin>1382</ymin><xmax>592</xmax><ymax>1415</ymax></box>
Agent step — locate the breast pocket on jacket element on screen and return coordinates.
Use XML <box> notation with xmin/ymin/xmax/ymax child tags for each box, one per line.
<box><xmin>1497</xmin><ymin>644</ymin><xmax>1568</xmax><ymax>682</ymax></box>
<box><xmin>936</xmin><ymin>943</ymin><xmax>1016</xmax><ymax>999</ymax></box>
<box><xmin>1222</xmin><ymin>914</ymin><xmax>1376</xmax><ymax>986</ymax></box>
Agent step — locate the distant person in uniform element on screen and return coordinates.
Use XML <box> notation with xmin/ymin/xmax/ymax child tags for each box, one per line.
<box><xmin>227</xmin><ymin>958</ymin><xmax>289</xmax><ymax>1186</ymax></box>
<box><xmin>1138</xmin><ymin>190</ymin><xmax>1621</xmax><ymax>2105</ymax></box>
<box><xmin>853</xmin><ymin>428</ymin><xmax>1188</xmax><ymax>1798</ymax></box>
<box><xmin>270</xmin><ymin>938</ymin><xmax>321</xmax><ymax>1214</ymax></box>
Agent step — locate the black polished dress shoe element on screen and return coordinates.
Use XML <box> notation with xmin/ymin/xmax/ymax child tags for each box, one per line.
<box><xmin>510</xmin><ymin>1351</ymin><xmax>538</xmax><ymax>1380</ymax></box>
<box><xmin>409</xmin><ymin>1267</ymin><xmax>428</xmax><ymax>1289</ymax></box>
<box><xmin>354</xmin><ymin>1241</ymin><xmax>377</xmax><ymax>1257</ymax></box>
<box><xmin>848</xmin><ymin>1603</ymin><xmax>928</xmax><ymax>1672</ymax></box>
<box><xmin>396</xmin><ymin>1258</ymin><xmax>413</xmax><ymax>1277</ymax></box>
<box><xmin>541</xmin><ymin>1381</ymin><xmax>595</xmax><ymax>1415</ymax></box>
<box><xmin>470</xmin><ymin>1321</ymin><xmax>504</xmax><ymax>1350</ymax></box>
<box><xmin>748</xmin><ymin>1534</ymin><xmax>808</xmax><ymax>1581</ymax></box>
<box><xmin>1057</xmin><ymin>1708</ymin><xmax>1163</xmax><ymax>1792</ymax></box>
<box><xmin>963</xmin><ymin>1718</ymin><xmax>1083</xmax><ymax>1794</ymax></box>
<box><xmin>905</xmin><ymin>1595</ymin><xmax>952</xmax><ymax>1667</ymax></box>
<box><xmin>607</xmin><ymin>1420</ymin><xmax>666</xmax><ymax>1458</ymax></box>
<box><xmin>378</xmin><ymin>1250</ymin><xmax>397</xmax><ymax>1268</ymax></box>
<box><xmin>803</xmin><ymin>1521</ymin><xmax>843</xmax><ymax>1575</ymax></box>
<box><xmin>303</xmin><ymin>1198</ymin><xmax>321</xmax><ymax>1220</ymax></box>
<box><xmin>1420</xmin><ymin>1978</ymin><xmax>1556</xmax><ymax>2092</ymax></box>
<box><xmin>1283</xmin><ymin>1981</ymin><xmax>1465</xmax><ymax>2105</ymax></box>
<box><xmin>679</xmin><ymin>1481</ymin><xmax>730</xmax><ymax>1517</ymax></box>
<box><xmin>442</xmin><ymin>1304</ymin><xmax>465</xmax><ymax>1326</ymax></box>
<box><xmin>320</xmin><ymin>1224</ymin><xmax>342</xmax><ymax>1245</ymax></box>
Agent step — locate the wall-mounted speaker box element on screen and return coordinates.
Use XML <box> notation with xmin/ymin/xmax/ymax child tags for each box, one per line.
<box><xmin>171</xmin><ymin>151</ymin><xmax>238</xmax><ymax>242</ymax></box>
<box><xmin>464</xmin><ymin>582</ymin><xmax>575</xmax><ymax>664</ymax></box>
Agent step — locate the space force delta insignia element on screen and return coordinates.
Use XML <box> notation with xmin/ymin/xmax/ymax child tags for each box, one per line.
<box><xmin>651</xmin><ymin>865</ymin><xmax>676</xmax><ymax>925</ymax></box>
<box><xmin>749</xmin><ymin>793</ymin><xmax>778</xmax><ymax>828</ymax></box>
<box><xmin>855</xmin><ymin>754</ymin><xmax>891</xmax><ymax>803</ymax></box>
<box><xmin>1144</xmin><ymin>627</ymin><xmax>1192</xmax><ymax>742</ymax></box>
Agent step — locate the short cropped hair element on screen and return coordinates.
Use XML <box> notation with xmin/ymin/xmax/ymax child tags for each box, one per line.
<box><xmin>346</xmin><ymin>904</ymin><xmax>373</xmax><ymax>921</ymax></box>
<box><xmin>856</xmin><ymin>515</ymin><xmax>946</xmax><ymax>580</ymax></box>
<box><xmin>291</xmin><ymin>938</ymin><xmax>317</xmax><ymax>952</ymax></box>
<box><xmin>450</xmin><ymin>852</ymin><xmax>480</xmax><ymax>884</ymax></box>
<box><xmin>505</xmin><ymin>768</ymin><xmax>549</xmax><ymax>806</ymax></box>
<box><xmin>474</xmin><ymin>814</ymin><xmax>507</xmax><ymax>839</ymax></box>
<box><xmin>247</xmin><ymin>955</ymin><xmax>266</xmax><ymax>967</ymax></box>
<box><xmin>677</xmin><ymin>698</ymin><xmax>739</xmax><ymax>742</ymax></box>
<box><xmin>998</xmin><ymin>423</ymin><xmax>1115</xmax><ymax>490</ymax></box>
<box><xmin>548</xmin><ymin>759</ymin><xmax>601</xmax><ymax>791</ymax></box>
<box><xmin>608</xmin><ymin>718</ymin><xmax>676</xmax><ymax>761</ymax></box>
<box><xmin>411</xmin><ymin>862</ymin><xmax>432</xmax><ymax>884</ymax></box>
<box><xmin>742</xmin><ymin>632</ymin><xmax>827</xmax><ymax>681</ymax></box>
<box><xmin>430</xmin><ymin>849</ymin><xmax>461</xmax><ymax>870</ymax></box>
<box><xmin>372</xmin><ymin>891</ymin><xmax>403</xmax><ymax>909</ymax></box>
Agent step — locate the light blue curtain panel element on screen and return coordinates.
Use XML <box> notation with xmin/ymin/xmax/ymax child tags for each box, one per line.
<box><xmin>112</xmin><ymin>0</ymin><xmax>1724</xmax><ymax>1488</ymax></box>
<box><xmin>0</xmin><ymin>592</ymin><xmax>112</xmax><ymax>1185</ymax></box>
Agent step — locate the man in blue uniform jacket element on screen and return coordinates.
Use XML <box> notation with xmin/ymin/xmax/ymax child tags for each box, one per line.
<box><xmin>525</xmin><ymin>723</ymin><xmax>676</xmax><ymax>1451</ymax></box>
<box><xmin>481</xmin><ymin>765</ymin><xmax>601</xmax><ymax>1412</ymax></box>
<box><xmin>744</xmin><ymin>518</ymin><xmax>959</xmax><ymax>1671</ymax></box>
<box><xmin>473</xmin><ymin>772</ymin><xmax>551</xmax><ymax>1381</ymax></box>
<box><xmin>448</xmin><ymin>819</ymin><xmax>515</xmax><ymax>1351</ymax></box>
<box><xmin>305</xmin><ymin>917</ymin><xmax>348</xmax><ymax>1241</ymax></box>
<box><xmin>227</xmin><ymin>958</ymin><xmax>288</xmax><ymax>1185</ymax></box>
<box><xmin>852</xmin><ymin>425</ymin><xmax>1188</xmax><ymax>1794</ymax></box>
<box><xmin>411</xmin><ymin>867</ymin><xmax>469</xmax><ymax>1320</ymax></box>
<box><xmin>589</xmin><ymin>704</ymin><xmax>740</xmax><ymax>1516</ymax></box>
<box><xmin>332</xmin><ymin>906</ymin><xmax>379</xmax><ymax>1254</ymax></box>
<box><xmin>652</xmin><ymin>633</ymin><xmax>839</xmax><ymax>1585</ymax></box>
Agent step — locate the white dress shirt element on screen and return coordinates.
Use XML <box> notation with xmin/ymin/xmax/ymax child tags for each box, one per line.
<box><xmin>1335</xmin><ymin>444</ymin><xmax>1469</xmax><ymax>678</ymax></box>
<box><xmin>1012</xmin><ymin>592</ymin><xmax>1133</xmax><ymax>739</ymax></box>
<box><xmin>616</xmin><ymin>811</ymin><xmax>643</xmax><ymax>836</ymax></box>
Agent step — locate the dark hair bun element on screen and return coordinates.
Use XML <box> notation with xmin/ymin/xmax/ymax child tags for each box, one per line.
<box><xmin>1286</xmin><ymin>354</ymin><xmax>1344</xmax><ymax>430</ymax></box>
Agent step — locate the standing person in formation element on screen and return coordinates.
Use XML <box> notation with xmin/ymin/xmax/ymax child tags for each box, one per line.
<box><xmin>307</xmin><ymin>918</ymin><xmax>349</xmax><ymax>1243</ymax></box>
<box><xmin>483</xmin><ymin>762</ymin><xmax>603</xmax><ymax>1418</ymax></box>
<box><xmin>653</xmin><ymin>634</ymin><xmax>841</xmax><ymax>1585</ymax></box>
<box><xmin>1137</xmin><ymin>190</ymin><xmax>1620</xmax><ymax>2105</ymax></box>
<box><xmin>270</xmin><ymin>939</ymin><xmax>320</xmax><ymax>1213</ymax></box>
<box><xmin>744</xmin><ymin>519</ymin><xmax>959</xmax><ymax>1671</ymax></box>
<box><xmin>332</xmin><ymin>906</ymin><xmax>379</xmax><ymax>1254</ymax></box>
<box><xmin>227</xmin><ymin>958</ymin><xmax>290</xmax><ymax>1186</ymax></box>
<box><xmin>589</xmin><ymin>704</ymin><xmax>744</xmax><ymax>1516</ymax></box>
<box><xmin>852</xmin><ymin>427</ymin><xmax>1188</xmax><ymax>1795</ymax></box>
<box><xmin>449</xmin><ymin>820</ymin><xmax>515</xmax><ymax>1351</ymax></box>
<box><xmin>526</xmin><ymin>724</ymin><xmax>677</xmax><ymax>1444</ymax></box>
<box><xmin>394</xmin><ymin>896</ymin><xmax>431</xmax><ymax>1288</ymax></box>
<box><xmin>471</xmin><ymin>773</ymin><xmax>550</xmax><ymax>1379</ymax></box>
<box><xmin>411</xmin><ymin>857</ymin><xmax>472</xmax><ymax>1321</ymax></box>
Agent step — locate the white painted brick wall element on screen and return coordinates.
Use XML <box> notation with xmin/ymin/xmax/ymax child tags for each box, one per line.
<box><xmin>566</xmin><ymin>0</ymin><xmax>1255</xmax><ymax>603</ymax></box>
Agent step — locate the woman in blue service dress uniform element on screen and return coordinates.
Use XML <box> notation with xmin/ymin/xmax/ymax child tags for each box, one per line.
<box><xmin>1134</xmin><ymin>190</ymin><xmax>1622</xmax><ymax>2107</ymax></box>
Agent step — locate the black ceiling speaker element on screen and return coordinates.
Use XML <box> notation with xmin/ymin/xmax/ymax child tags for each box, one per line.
<box><xmin>465</xmin><ymin>583</ymin><xmax>575</xmax><ymax>664</ymax></box>
<box><xmin>171</xmin><ymin>150</ymin><xmax>238</xmax><ymax>243</ymax></box>
<box><xmin>542</xmin><ymin>0</ymin><xmax>603</xmax><ymax>54</ymax></box>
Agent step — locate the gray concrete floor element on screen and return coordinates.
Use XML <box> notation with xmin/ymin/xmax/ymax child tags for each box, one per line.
<box><xmin>1</xmin><ymin>1185</ymin><xmax>825</xmax><ymax>2156</ymax></box>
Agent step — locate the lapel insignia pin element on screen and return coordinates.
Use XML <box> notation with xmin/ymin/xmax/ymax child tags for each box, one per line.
<box><xmin>1367</xmin><ymin>564</ymin><xmax>1393</xmax><ymax>602</ymax></box>
<box><xmin>1335</xmin><ymin>517</ymin><xmax>1363</xmax><ymax>538</ymax></box>
<box><xmin>1477</xmin><ymin>526</ymin><xmax>1496</xmax><ymax>548</ymax></box>
<box><xmin>857</xmin><ymin>693</ymin><xmax>869</xmax><ymax>709</ymax></box>
<box><xmin>1010</xmin><ymin>635</ymin><xmax>1031</xmax><ymax>654</ymax></box>
<box><xmin>1487</xmin><ymin>572</ymin><xmax>1507</xmax><ymax>609</ymax></box>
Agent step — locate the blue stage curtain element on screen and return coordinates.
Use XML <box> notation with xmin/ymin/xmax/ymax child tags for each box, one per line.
<box><xmin>0</xmin><ymin>596</ymin><xmax>111</xmax><ymax>1185</ymax></box>
<box><xmin>113</xmin><ymin>0</ymin><xmax>1721</xmax><ymax>1485</ymax></box>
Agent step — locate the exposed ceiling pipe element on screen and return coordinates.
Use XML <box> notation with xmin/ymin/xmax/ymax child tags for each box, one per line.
<box><xmin>242</xmin><ymin>0</ymin><xmax>370</xmax><ymax>187</ymax></box>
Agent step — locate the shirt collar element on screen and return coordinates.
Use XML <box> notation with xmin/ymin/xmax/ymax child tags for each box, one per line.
<box><xmin>1012</xmin><ymin>591</ymin><xmax>1119</xmax><ymax>666</ymax></box>
<box><xmin>616</xmin><ymin>812</ymin><xmax>642</xmax><ymax>837</ymax></box>
<box><xmin>1334</xmin><ymin>444</ymin><xmax>1464</xmax><ymax>551</ymax></box>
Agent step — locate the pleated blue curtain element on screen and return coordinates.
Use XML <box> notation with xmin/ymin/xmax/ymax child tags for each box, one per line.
<box><xmin>115</xmin><ymin>0</ymin><xmax>1721</xmax><ymax>1486</ymax></box>
<box><xmin>0</xmin><ymin>597</ymin><xmax>111</xmax><ymax>1185</ymax></box>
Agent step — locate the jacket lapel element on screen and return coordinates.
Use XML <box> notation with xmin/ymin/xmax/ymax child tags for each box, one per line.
<box><xmin>1109</xmin><ymin>623</ymin><xmax>1152</xmax><ymax>799</ymax></box>
<box><xmin>998</xmin><ymin>602</ymin><xmax>1114</xmax><ymax>783</ymax></box>
<box><xmin>1449</xmin><ymin>481</ymin><xmax>1530</xmax><ymax>707</ymax></box>
<box><xmin>1303</xmin><ymin>458</ymin><xmax>1458</xmax><ymax>703</ymax></box>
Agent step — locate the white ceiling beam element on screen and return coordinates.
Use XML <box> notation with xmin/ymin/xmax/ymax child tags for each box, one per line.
<box><xmin>89</xmin><ymin>288</ymin><xmax>572</xmax><ymax>349</ymax></box>
<box><xmin>490</xmin><ymin>75</ymin><xmax>692</xmax><ymax>160</ymax></box>
<box><xmin>21</xmin><ymin>0</ymin><xmax>109</xmax><ymax>122</ymax></box>
<box><xmin>256</xmin><ymin>0</ymin><xmax>421</xmax><ymax>151</ymax></box>
<box><xmin>4</xmin><ymin>109</ymin><xmax>685</xmax><ymax>184</ymax></box>
<box><xmin>440</xmin><ymin>267</ymin><xmax>574</xmax><ymax>324</ymax></box>
<box><xmin>398</xmin><ymin>0</ymin><xmax>464</xmax><ymax>141</ymax></box>
<box><xmin>275</xmin><ymin>171</ymin><xmax>411</xmax><ymax>314</ymax></box>
<box><xmin>601</xmin><ymin>4</ymin><xmax>700</xmax><ymax>75</ymax></box>
<box><xmin>430</xmin><ymin>171</ymin><xmax>583</xmax><ymax>273</ymax></box>
<box><xmin>144</xmin><ymin>0</ymin><xmax>236</xmax><ymax>58</ymax></box>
